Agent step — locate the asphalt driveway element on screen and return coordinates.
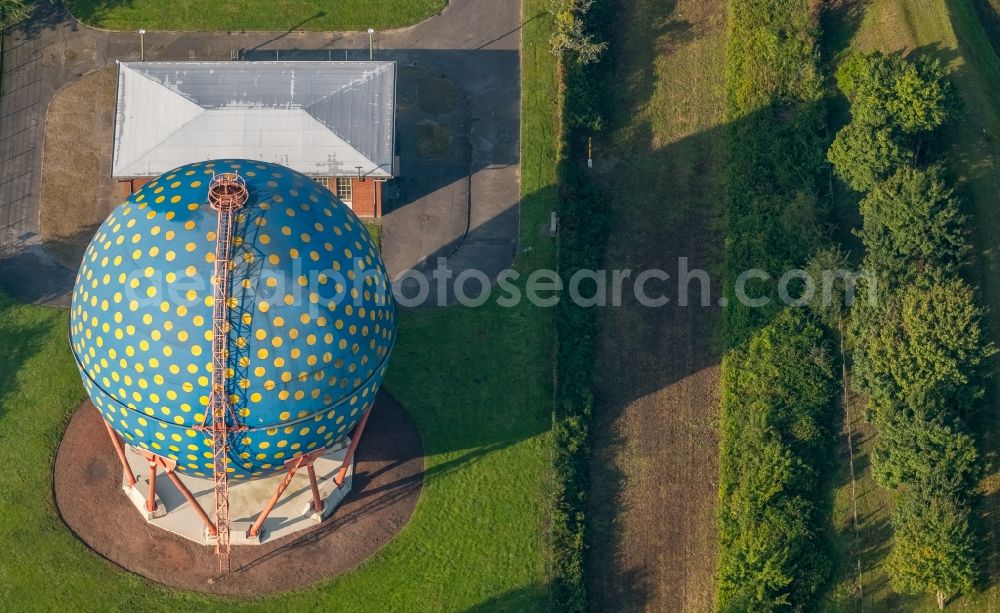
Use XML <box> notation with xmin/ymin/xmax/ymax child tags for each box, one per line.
<box><xmin>0</xmin><ymin>0</ymin><xmax>522</xmax><ymax>306</ymax></box>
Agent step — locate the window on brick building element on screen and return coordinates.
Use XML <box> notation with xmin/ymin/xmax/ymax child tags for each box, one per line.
<box><xmin>335</xmin><ymin>177</ymin><xmax>353</xmax><ymax>202</ymax></box>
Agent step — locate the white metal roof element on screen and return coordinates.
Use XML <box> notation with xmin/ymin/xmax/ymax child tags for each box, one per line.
<box><xmin>112</xmin><ymin>61</ymin><xmax>396</xmax><ymax>178</ymax></box>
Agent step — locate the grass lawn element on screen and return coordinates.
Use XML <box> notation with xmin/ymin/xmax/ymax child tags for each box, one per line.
<box><xmin>0</xmin><ymin>1</ymin><xmax>560</xmax><ymax>610</ymax></box>
<box><xmin>64</xmin><ymin>0</ymin><xmax>446</xmax><ymax>31</ymax></box>
<box><xmin>365</xmin><ymin>222</ymin><xmax>382</xmax><ymax>250</ymax></box>
<box><xmin>822</xmin><ymin>0</ymin><xmax>1000</xmax><ymax>610</ymax></box>
<box><xmin>585</xmin><ymin>0</ymin><xmax>726</xmax><ymax>610</ymax></box>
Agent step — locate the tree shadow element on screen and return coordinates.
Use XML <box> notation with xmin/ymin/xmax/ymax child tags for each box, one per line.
<box><xmin>243</xmin><ymin>11</ymin><xmax>330</xmax><ymax>51</ymax></box>
<box><xmin>0</xmin><ymin>292</ymin><xmax>63</xmax><ymax>419</ymax></box>
<box><xmin>7</xmin><ymin>0</ymin><xmax>79</xmax><ymax>40</ymax></box>
<box><xmin>462</xmin><ymin>581</ymin><xmax>551</xmax><ymax>611</ymax></box>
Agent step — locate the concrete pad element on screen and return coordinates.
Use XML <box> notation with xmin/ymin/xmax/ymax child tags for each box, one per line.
<box><xmin>122</xmin><ymin>474</ymin><xmax>166</xmax><ymax>520</ymax></box>
<box><xmin>122</xmin><ymin>443</ymin><xmax>355</xmax><ymax>545</ymax></box>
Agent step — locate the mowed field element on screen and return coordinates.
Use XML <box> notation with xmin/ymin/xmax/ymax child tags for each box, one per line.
<box><xmin>586</xmin><ymin>0</ymin><xmax>727</xmax><ymax>610</ymax></box>
<box><xmin>823</xmin><ymin>0</ymin><xmax>1000</xmax><ymax>610</ymax></box>
<box><xmin>0</xmin><ymin>2</ymin><xmax>559</xmax><ymax>610</ymax></box>
<box><xmin>64</xmin><ymin>0</ymin><xmax>446</xmax><ymax>31</ymax></box>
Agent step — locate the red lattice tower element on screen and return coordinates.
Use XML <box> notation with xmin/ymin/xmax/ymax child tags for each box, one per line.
<box><xmin>202</xmin><ymin>172</ymin><xmax>248</xmax><ymax>573</ymax></box>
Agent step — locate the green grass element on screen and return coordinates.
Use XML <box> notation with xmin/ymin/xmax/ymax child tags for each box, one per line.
<box><xmin>823</xmin><ymin>0</ymin><xmax>1000</xmax><ymax>610</ymax></box>
<box><xmin>0</xmin><ymin>2</ymin><xmax>560</xmax><ymax>610</ymax></box>
<box><xmin>64</xmin><ymin>0</ymin><xmax>446</xmax><ymax>31</ymax></box>
<box><xmin>365</xmin><ymin>222</ymin><xmax>381</xmax><ymax>250</ymax></box>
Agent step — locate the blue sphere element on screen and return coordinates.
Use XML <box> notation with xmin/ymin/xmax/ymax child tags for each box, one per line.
<box><xmin>70</xmin><ymin>160</ymin><xmax>396</xmax><ymax>479</ymax></box>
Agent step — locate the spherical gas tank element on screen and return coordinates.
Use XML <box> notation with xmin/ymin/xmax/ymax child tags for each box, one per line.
<box><xmin>70</xmin><ymin>160</ymin><xmax>396</xmax><ymax>479</ymax></box>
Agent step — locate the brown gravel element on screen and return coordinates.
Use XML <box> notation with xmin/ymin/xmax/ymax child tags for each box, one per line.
<box><xmin>54</xmin><ymin>392</ymin><xmax>423</xmax><ymax>595</ymax></box>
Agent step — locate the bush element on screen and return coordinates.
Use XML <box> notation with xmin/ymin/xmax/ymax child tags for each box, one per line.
<box><xmin>717</xmin><ymin>308</ymin><xmax>837</xmax><ymax>611</ymax></box>
<box><xmin>0</xmin><ymin>0</ymin><xmax>29</xmax><ymax>24</ymax></box>
<box><xmin>716</xmin><ymin>3</ymin><xmax>836</xmax><ymax>609</ymax></box>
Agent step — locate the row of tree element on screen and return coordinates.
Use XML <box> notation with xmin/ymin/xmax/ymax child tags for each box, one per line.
<box><xmin>831</xmin><ymin>51</ymin><xmax>995</xmax><ymax>609</ymax></box>
<box><xmin>722</xmin><ymin>0</ymin><xmax>828</xmax><ymax>346</ymax></box>
<box><xmin>717</xmin><ymin>2</ymin><xmax>837</xmax><ymax>610</ymax></box>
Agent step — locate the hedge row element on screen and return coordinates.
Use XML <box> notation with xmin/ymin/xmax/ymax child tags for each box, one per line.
<box><xmin>548</xmin><ymin>1</ymin><xmax>611</xmax><ymax>610</ymax></box>
<box><xmin>834</xmin><ymin>52</ymin><xmax>995</xmax><ymax>608</ymax></box>
<box><xmin>723</xmin><ymin>0</ymin><xmax>828</xmax><ymax>346</ymax></box>
<box><xmin>717</xmin><ymin>1</ymin><xmax>837</xmax><ymax>610</ymax></box>
<box><xmin>718</xmin><ymin>308</ymin><xmax>837</xmax><ymax>610</ymax></box>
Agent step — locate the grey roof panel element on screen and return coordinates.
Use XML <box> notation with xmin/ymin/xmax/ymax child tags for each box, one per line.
<box><xmin>113</xmin><ymin>61</ymin><xmax>396</xmax><ymax>178</ymax></box>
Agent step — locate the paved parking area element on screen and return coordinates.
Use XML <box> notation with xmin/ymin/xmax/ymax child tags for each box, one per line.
<box><xmin>0</xmin><ymin>0</ymin><xmax>522</xmax><ymax>306</ymax></box>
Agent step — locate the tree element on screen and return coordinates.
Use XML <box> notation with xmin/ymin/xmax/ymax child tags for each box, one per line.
<box><xmin>805</xmin><ymin>246</ymin><xmax>854</xmax><ymax>329</ymax></box>
<box><xmin>857</xmin><ymin>165</ymin><xmax>968</xmax><ymax>277</ymax></box>
<box><xmin>888</xmin><ymin>490</ymin><xmax>977</xmax><ymax>609</ymax></box>
<box><xmin>829</xmin><ymin>52</ymin><xmax>951</xmax><ymax>192</ymax></box>
<box><xmin>836</xmin><ymin>51</ymin><xmax>950</xmax><ymax>134</ymax></box>
<box><xmin>549</xmin><ymin>0</ymin><xmax>607</xmax><ymax>65</ymax></box>
<box><xmin>828</xmin><ymin>121</ymin><xmax>914</xmax><ymax>192</ymax></box>
<box><xmin>851</xmin><ymin>271</ymin><xmax>993</xmax><ymax>413</ymax></box>
<box><xmin>871</xmin><ymin>416</ymin><xmax>981</xmax><ymax>495</ymax></box>
<box><xmin>0</xmin><ymin>0</ymin><xmax>29</xmax><ymax>24</ymax></box>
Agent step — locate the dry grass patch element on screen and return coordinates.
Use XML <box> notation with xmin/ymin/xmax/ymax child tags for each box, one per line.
<box><xmin>586</xmin><ymin>0</ymin><xmax>727</xmax><ymax>610</ymax></box>
<box><xmin>39</xmin><ymin>68</ymin><xmax>118</xmax><ymax>269</ymax></box>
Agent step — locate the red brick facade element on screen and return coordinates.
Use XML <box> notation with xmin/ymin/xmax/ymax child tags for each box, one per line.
<box><xmin>116</xmin><ymin>177</ymin><xmax>152</xmax><ymax>199</ymax></box>
<box><xmin>119</xmin><ymin>176</ymin><xmax>384</xmax><ymax>218</ymax></box>
<box><xmin>349</xmin><ymin>177</ymin><xmax>383</xmax><ymax>218</ymax></box>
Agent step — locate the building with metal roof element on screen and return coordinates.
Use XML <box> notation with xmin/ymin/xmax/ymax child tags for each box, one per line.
<box><xmin>112</xmin><ymin>62</ymin><xmax>396</xmax><ymax>217</ymax></box>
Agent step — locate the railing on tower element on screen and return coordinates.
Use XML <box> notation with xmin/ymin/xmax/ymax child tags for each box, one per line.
<box><xmin>202</xmin><ymin>172</ymin><xmax>248</xmax><ymax>573</ymax></box>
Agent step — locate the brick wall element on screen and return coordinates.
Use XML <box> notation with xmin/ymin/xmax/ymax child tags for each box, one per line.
<box><xmin>121</xmin><ymin>175</ymin><xmax>385</xmax><ymax>218</ymax></box>
<box><xmin>118</xmin><ymin>177</ymin><xmax>153</xmax><ymax>197</ymax></box>
<box><xmin>350</xmin><ymin>178</ymin><xmax>382</xmax><ymax>218</ymax></box>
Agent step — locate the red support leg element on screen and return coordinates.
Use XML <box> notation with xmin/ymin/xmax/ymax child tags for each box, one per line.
<box><xmin>146</xmin><ymin>459</ymin><xmax>158</xmax><ymax>513</ymax></box>
<box><xmin>335</xmin><ymin>407</ymin><xmax>372</xmax><ymax>488</ymax></box>
<box><xmin>306</xmin><ymin>464</ymin><xmax>324</xmax><ymax>514</ymax></box>
<box><xmin>165</xmin><ymin>469</ymin><xmax>217</xmax><ymax>536</ymax></box>
<box><xmin>247</xmin><ymin>448</ymin><xmax>327</xmax><ymax>538</ymax></box>
<box><xmin>102</xmin><ymin>418</ymin><xmax>137</xmax><ymax>488</ymax></box>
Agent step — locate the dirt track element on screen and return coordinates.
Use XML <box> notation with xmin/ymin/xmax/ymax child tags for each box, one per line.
<box><xmin>54</xmin><ymin>392</ymin><xmax>423</xmax><ymax>595</ymax></box>
<box><xmin>586</xmin><ymin>0</ymin><xmax>727</xmax><ymax>610</ymax></box>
